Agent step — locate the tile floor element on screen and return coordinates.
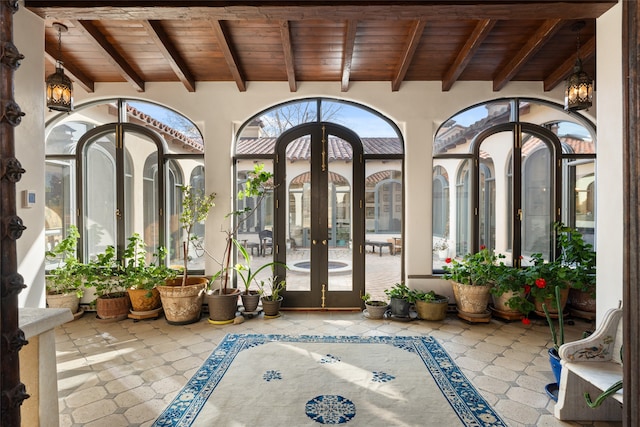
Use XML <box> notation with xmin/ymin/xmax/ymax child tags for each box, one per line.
<box><xmin>54</xmin><ymin>309</ymin><xmax>623</xmax><ymax>427</ymax></box>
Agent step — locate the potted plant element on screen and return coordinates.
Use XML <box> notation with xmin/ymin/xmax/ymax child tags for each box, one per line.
<box><xmin>361</xmin><ymin>293</ymin><xmax>388</xmax><ymax>319</ymax></box>
<box><xmin>122</xmin><ymin>233</ymin><xmax>177</xmax><ymax>313</ymax></box>
<box><xmin>519</xmin><ymin>252</ymin><xmax>571</xmax><ymax>318</ymax></box>
<box><xmin>45</xmin><ymin>225</ymin><xmax>84</xmax><ymax>317</ymax></box>
<box><xmin>541</xmin><ymin>285</ymin><xmax>566</xmax><ymax>400</ymax></box>
<box><xmin>489</xmin><ymin>260</ymin><xmax>525</xmax><ymax>319</ymax></box>
<box><xmin>413</xmin><ymin>290</ymin><xmax>449</xmax><ymax>321</ymax></box>
<box><xmin>555</xmin><ymin>222</ymin><xmax>596</xmax><ymax>316</ymax></box>
<box><xmin>384</xmin><ymin>282</ymin><xmax>415</xmax><ymax>319</ymax></box>
<box><xmin>207</xmin><ymin>163</ymin><xmax>274</xmax><ymax>324</ymax></box>
<box><xmin>234</xmin><ymin>241</ymin><xmax>287</xmax><ymax>313</ymax></box>
<box><xmin>258</xmin><ymin>275</ymin><xmax>286</xmax><ymax>317</ymax></box>
<box><xmin>157</xmin><ymin>185</ymin><xmax>215</xmax><ymax>325</ymax></box>
<box><xmin>443</xmin><ymin>246</ymin><xmax>502</xmax><ymax>315</ymax></box>
<box><xmin>83</xmin><ymin>245</ymin><xmax>131</xmax><ymax>321</ymax></box>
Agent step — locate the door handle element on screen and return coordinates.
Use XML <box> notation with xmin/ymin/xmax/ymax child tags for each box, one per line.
<box><xmin>313</xmin><ymin>239</ymin><xmax>317</xmax><ymax>245</ymax></box>
<box><xmin>322</xmin><ymin>240</ymin><xmax>327</xmax><ymax>245</ymax></box>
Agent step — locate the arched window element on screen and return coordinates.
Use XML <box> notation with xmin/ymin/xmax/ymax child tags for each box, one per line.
<box><xmin>45</xmin><ymin>99</ymin><xmax>204</xmax><ymax>270</ymax></box>
<box><xmin>433</xmin><ymin>98</ymin><xmax>596</xmax><ymax>270</ymax></box>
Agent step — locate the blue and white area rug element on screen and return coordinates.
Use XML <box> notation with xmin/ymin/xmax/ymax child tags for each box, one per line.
<box><xmin>153</xmin><ymin>334</ymin><xmax>507</xmax><ymax>426</ymax></box>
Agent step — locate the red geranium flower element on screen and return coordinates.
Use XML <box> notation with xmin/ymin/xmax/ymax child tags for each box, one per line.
<box><xmin>480</xmin><ymin>245</ymin><xmax>486</xmax><ymax>250</ymax></box>
<box><xmin>521</xmin><ymin>317</ymin><xmax>531</xmax><ymax>326</ymax></box>
<box><xmin>445</xmin><ymin>257</ymin><xmax>452</xmax><ymax>264</ymax></box>
<box><xmin>524</xmin><ymin>284</ymin><xmax>531</xmax><ymax>294</ymax></box>
<box><xmin>535</xmin><ymin>278</ymin><xmax>546</xmax><ymax>288</ymax></box>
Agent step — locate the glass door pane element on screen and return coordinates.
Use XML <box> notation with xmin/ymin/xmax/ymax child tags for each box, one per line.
<box><xmin>521</xmin><ymin>133</ymin><xmax>553</xmax><ymax>263</ymax></box>
<box><xmin>83</xmin><ymin>134</ymin><xmax>117</xmax><ymax>260</ymax></box>
<box><xmin>327</xmin><ymin>149</ymin><xmax>352</xmax><ymax>292</ymax></box>
<box><xmin>286</xmin><ymin>168</ymin><xmax>312</xmax><ymax>292</ymax></box>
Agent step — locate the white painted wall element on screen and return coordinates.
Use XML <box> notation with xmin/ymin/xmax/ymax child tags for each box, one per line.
<box><xmin>17</xmin><ymin>7</ymin><xmax>621</xmax><ymax>318</ymax></box>
<box><xmin>16</xmin><ymin>6</ymin><xmax>46</xmax><ymax>307</ymax></box>
<box><xmin>595</xmin><ymin>1</ymin><xmax>624</xmax><ymax>322</ymax></box>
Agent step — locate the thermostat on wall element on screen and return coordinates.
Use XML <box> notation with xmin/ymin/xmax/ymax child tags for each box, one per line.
<box><xmin>22</xmin><ymin>190</ymin><xmax>36</xmax><ymax>208</ymax></box>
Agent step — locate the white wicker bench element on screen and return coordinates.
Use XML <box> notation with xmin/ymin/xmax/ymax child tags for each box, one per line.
<box><xmin>554</xmin><ymin>307</ymin><xmax>623</xmax><ymax>421</ymax></box>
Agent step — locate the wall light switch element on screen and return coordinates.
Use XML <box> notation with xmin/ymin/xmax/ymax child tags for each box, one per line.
<box><xmin>22</xmin><ymin>190</ymin><xmax>36</xmax><ymax>208</ymax></box>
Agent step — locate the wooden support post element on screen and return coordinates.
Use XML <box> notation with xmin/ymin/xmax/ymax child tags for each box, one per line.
<box><xmin>0</xmin><ymin>1</ymin><xmax>29</xmax><ymax>426</ymax></box>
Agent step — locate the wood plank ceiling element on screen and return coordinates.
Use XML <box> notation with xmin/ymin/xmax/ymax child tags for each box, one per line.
<box><xmin>26</xmin><ymin>1</ymin><xmax>616</xmax><ymax>94</ymax></box>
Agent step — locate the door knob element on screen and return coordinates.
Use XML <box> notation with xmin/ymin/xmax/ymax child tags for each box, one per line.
<box><xmin>322</xmin><ymin>240</ymin><xmax>327</xmax><ymax>245</ymax></box>
<box><xmin>312</xmin><ymin>239</ymin><xmax>317</xmax><ymax>245</ymax></box>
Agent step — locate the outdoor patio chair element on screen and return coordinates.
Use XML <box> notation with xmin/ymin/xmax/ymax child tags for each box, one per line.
<box><xmin>259</xmin><ymin>230</ymin><xmax>273</xmax><ymax>257</ymax></box>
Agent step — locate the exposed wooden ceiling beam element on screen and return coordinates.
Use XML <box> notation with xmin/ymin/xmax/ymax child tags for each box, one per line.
<box><xmin>544</xmin><ymin>35</ymin><xmax>596</xmax><ymax>91</ymax></box>
<box><xmin>341</xmin><ymin>20</ymin><xmax>358</xmax><ymax>92</ymax></box>
<box><xmin>44</xmin><ymin>48</ymin><xmax>94</xmax><ymax>93</ymax></box>
<box><xmin>392</xmin><ymin>19</ymin><xmax>427</xmax><ymax>92</ymax></box>
<box><xmin>493</xmin><ymin>18</ymin><xmax>563</xmax><ymax>91</ymax></box>
<box><xmin>141</xmin><ymin>20</ymin><xmax>196</xmax><ymax>92</ymax></box>
<box><xmin>280</xmin><ymin>20</ymin><xmax>297</xmax><ymax>92</ymax></box>
<box><xmin>25</xmin><ymin>2</ymin><xmax>617</xmax><ymax>22</ymax></box>
<box><xmin>72</xmin><ymin>20</ymin><xmax>145</xmax><ymax>92</ymax></box>
<box><xmin>442</xmin><ymin>19</ymin><xmax>496</xmax><ymax>91</ymax></box>
<box><xmin>209</xmin><ymin>19</ymin><xmax>246</xmax><ymax>92</ymax></box>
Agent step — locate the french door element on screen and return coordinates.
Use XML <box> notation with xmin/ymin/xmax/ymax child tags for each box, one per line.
<box><xmin>274</xmin><ymin>123</ymin><xmax>364</xmax><ymax>308</ymax></box>
<box><xmin>77</xmin><ymin>123</ymin><xmax>165</xmax><ymax>260</ymax></box>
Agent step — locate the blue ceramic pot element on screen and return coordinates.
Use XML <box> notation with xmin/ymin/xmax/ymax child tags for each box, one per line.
<box><xmin>549</xmin><ymin>347</ymin><xmax>562</xmax><ymax>384</ymax></box>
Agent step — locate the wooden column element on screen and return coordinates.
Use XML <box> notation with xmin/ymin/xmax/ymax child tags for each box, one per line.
<box><xmin>0</xmin><ymin>1</ymin><xmax>29</xmax><ymax>426</ymax></box>
<box><xmin>623</xmin><ymin>2</ymin><xmax>640</xmax><ymax>426</ymax></box>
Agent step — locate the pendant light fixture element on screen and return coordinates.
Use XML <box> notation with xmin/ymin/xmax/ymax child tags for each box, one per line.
<box><xmin>564</xmin><ymin>21</ymin><xmax>593</xmax><ymax>111</ymax></box>
<box><xmin>46</xmin><ymin>22</ymin><xmax>73</xmax><ymax>112</ymax></box>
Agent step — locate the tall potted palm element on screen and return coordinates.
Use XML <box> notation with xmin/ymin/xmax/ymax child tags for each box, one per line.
<box><xmin>157</xmin><ymin>185</ymin><xmax>215</xmax><ymax>324</ymax></box>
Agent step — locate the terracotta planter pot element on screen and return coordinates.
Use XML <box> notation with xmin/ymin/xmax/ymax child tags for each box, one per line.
<box><xmin>46</xmin><ymin>292</ymin><xmax>80</xmax><ymax>315</ymax></box>
<box><xmin>157</xmin><ymin>277</ymin><xmax>208</xmax><ymax>325</ymax></box>
<box><xmin>96</xmin><ymin>293</ymin><xmax>130</xmax><ymax>320</ymax></box>
<box><xmin>206</xmin><ymin>288</ymin><xmax>240</xmax><ymax>324</ymax></box>
<box><xmin>261</xmin><ymin>296</ymin><xmax>283</xmax><ymax>317</ymax></box>
<box><xmin>415</xmin><ymin>296</ymin><xmax>449</xmax><ymax>321</ymax></box>
<box><xmin>568</xmin><ymin>288</ymin><xmax>596</xmax><ymax>313</ymax></box>
<box><xmin>451</xmin><ymin>281</ymin><xmax>491</xmax><ymax>314</ymax></box>
<box><xmin>491</xmin><ymin>290</ymin><xmax>521</xmax><ymax>314</ymax></box>
<box><xmin>534</xmin><ymin>287</ymin><xmax>570</xmax><ymax>317</ymax></box>
<box><xmin>128</xmin><ymin>288</ymin><xmax>162</xmax><ymax>312</ymax></box>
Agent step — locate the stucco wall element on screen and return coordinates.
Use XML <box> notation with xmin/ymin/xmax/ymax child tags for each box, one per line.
<box><xmin>17</xmin><ymin>5</ymin><xmax>621</xmax><ymax>315</ymax></box>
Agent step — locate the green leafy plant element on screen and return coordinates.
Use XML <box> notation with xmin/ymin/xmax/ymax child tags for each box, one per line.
<box><xmin>555</xmin><ymin>222</ymin><xmax>596</xmax><ymax>295</ymax></box>
<box><xmin>384</xmin><ymin>282</ymin><xmax>416</xmax><ymax>303</ymax></box>
<box><xmin>179</xmin><ymin>185</ymin><xmax>216</xmax><ymax>286</ymax></box>
<box><xmin>413</xmin><ymin>290</ymin><xmax>447</xmax><ymax>303</ymax></box>
<box><xmin>45</xmin><ymin>225</ymin><xmax>84</xmax><ymax>298</ymax></box>
<box><xmin>120</xmin><ymin>233</ymin><xmax>177</xmax><ymax>295</ymax></box>
<box><xmin>361</xmin><ymin>292</ymin><xmax>387</xmax><ymax>306</ymax></box>
<box><xmin>442</xmin><ymin>246</ymin><xmax>504</xmax><ymax>286</ymax></box>
<box><xmin>211</xmin><ymin>163</ymin><xmax>275</xmax><ymax>293</ymax></box>
<box><xmin>234</xmin><ymin>239</ymin><xmax>287</xmax><ymax>294</ymax></box>
<box><xmin>257</xmin><ymin>276</ymin><xmax>286</xmax><ymax>301</ymax></box>
<box><xmin>83</xmin><ymin>245</ymin><xmax>126</xmax><ymax>299</ymax></box>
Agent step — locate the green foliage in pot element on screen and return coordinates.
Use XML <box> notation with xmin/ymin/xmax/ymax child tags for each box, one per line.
<box><xmin>83</xmin><ymin>245</ymin><xmax>126</xmax><ymax>299</ymax></box>
<box><xmin>257</xmin><ymin>276</ymin><xmax>286</xmax><ymax>301</ymax></box>
<box><xmin>555</xmin><ymin>222</ymin><xmax>596</xmax><ymax>296</ymax></box>
<box><xmin>384</xmin><ymin>282</ymin><xmax>416</xmax><ymax>303</ymax></box>
<box><xmin>442</xmin><ymin>246</ymin><xmax>504</xmax><ymax>286</ymax></box>
<box><xmin>179</xmin><ymin>184</ymin><xmax>216</xmax><ymax>286</ymax></box>
<box><xmin>361</xmin><ymin>292</ymin><xmax>387</xmax><ymax>306</ymax></box>
<box><xmin>120</xmin><ymin>233</ymin><xmax>177</xmax><ymax>296</ymax></box>
<box><xmin>211</xmin><ymin>163</ymin><xmax>275</xmax><ymax>293</ymax></box>
<box><xmin>541</xmin><ymin>285</ymin><xmax>565</xmax><ymax>351</ymax></box>
<box><xmin>45</xmin><ymin>225</ymin><xmax>84</xmax><ymax>298</ymax></box>
<box><xmin>233</xmin><ymin>238</ymin><xmax>287</xmax><ymax>295</ymax></box>
<box><xmin>413</xmin><ymin>290</ymin><xmax>448</xmax><ymax>303</ymax></box>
